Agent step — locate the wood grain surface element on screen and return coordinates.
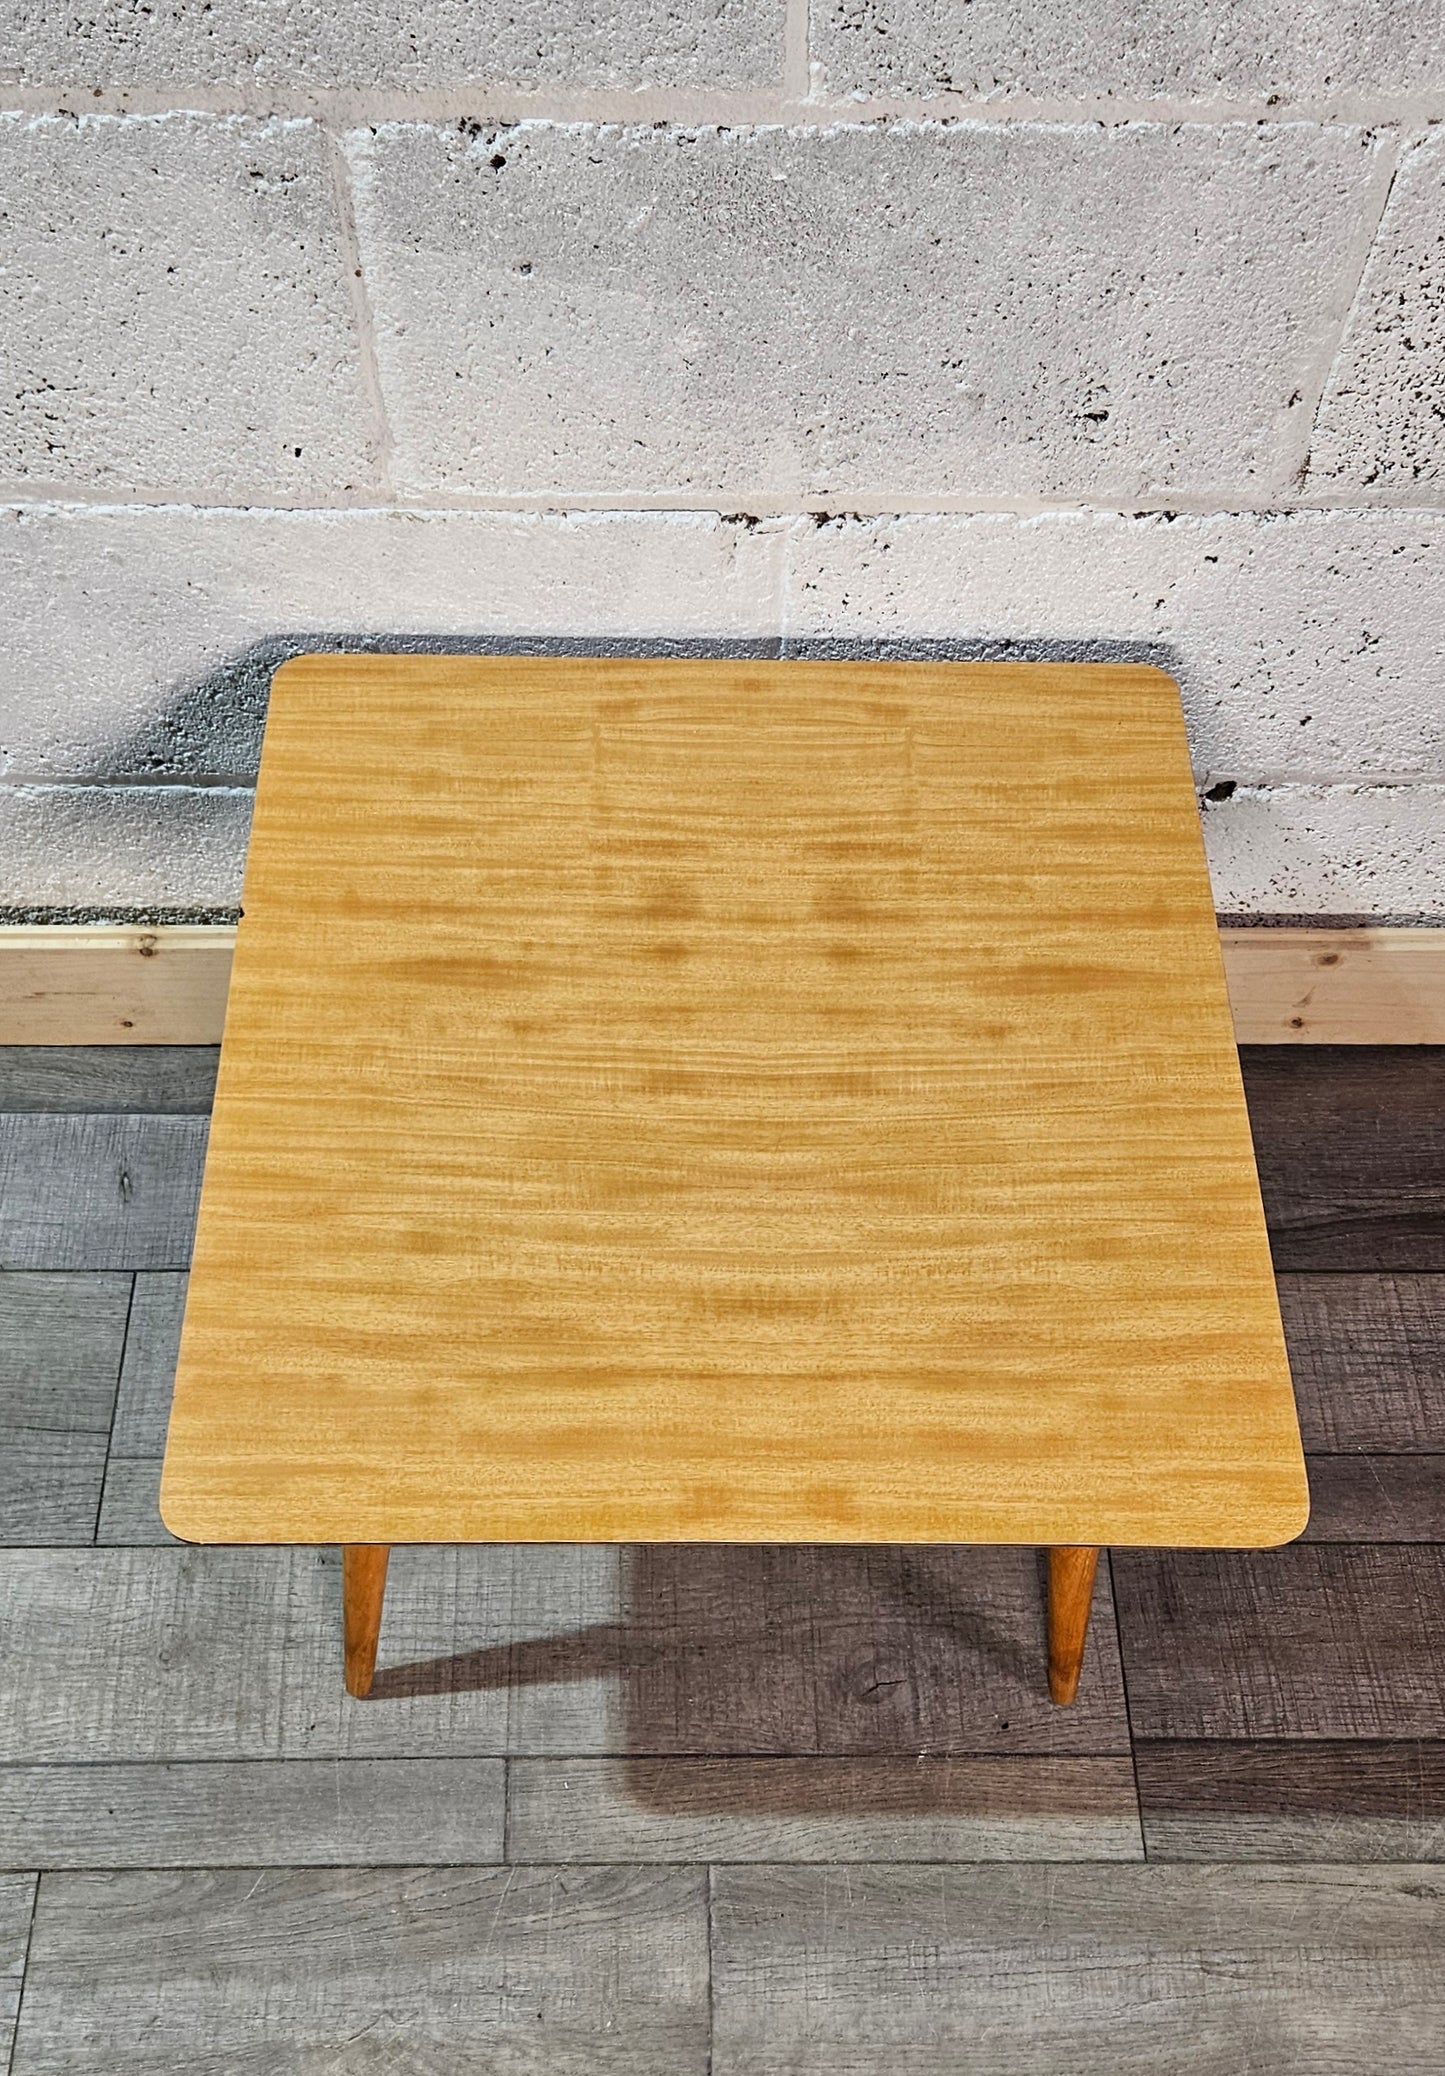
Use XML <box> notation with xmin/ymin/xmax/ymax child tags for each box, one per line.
<box><xmin>0</xmin><ymin>1544</ymin><xmax>1128</xmax><ymax>1760</ymax></box>
<box><xmin>0</xmin><ymin>1758</ymin><xmax>505</xmax><ymax>1870</ymax></box>
<box><xmin>0</xmin><ymin>1274</ymin><xmax>129</xmax><ymax>1545</ymax></box>
<box><xmin>94</xmin><ymin>1280</ymin><xmax>186</xmax><ymax>1544</ymax></box>
<box><xmin>1219</xmin><ymin>927</ymin><xmax>1445</xmax><ymax>1043</ymax></box>
<box><xmin>0</xmin><ymin>1874</ymin><xmax>36</xmax><ymax>2072</ymax></box>
<box><xmin>3</xmin><ymin>1043</ymin><xmax>1444</xmax><ymax>2067</ymax></box>
<box><xmin>1114</xmin><ymin>1544</ymin><xmax>1445</xmax><ymax>1739</ymax></box>
<box><xmin>1298</xmin><ymin>1455</ymin><xmax>1445</xmax><ymax>1541</ymax></box>
<box><xmin>0</xmin><ymin>925</ymin><xmax>234</xmax><ymax>1046</ymax></box>
<box><xmin>0</xmin><ymin>1114</ymin><xmax>206</xmax><ymax>1271</ymax></box>
<box><xmin>710</xmin><ymin>1864</ymin><xmax>1445</xmax><ymax>2075</ymax></box>
<box><xmin>15</xmin><ymin>1867</ymin><xmax>708</xmax><ymax>2076</ymax></box>
<box><xmin>1240</xmin><ymin>1046</ymin><xmax>1445</xmax><ymax>1270</ymax></box>
<box><xmin>505</xmin><ymin>1755</ymin><xmax>1144</xmax><ymax>1863</ymax></box>
<box><xmin>109</xmin><ymin>1276</ymin><xmax>186</xmax><ymax>1458</ymax></box>
<box><xmin>1136</xmin><ymin>1741</ymin><xmax>1445</xmax><ymax>1861</ymax></box>
<box><xmin>95</xmin><ymin>1460</ymin><xmax>178</xmax><ymax>1546</ymax></box>
<box><xmin>0</xmin><ymin>1046</ymin><xmax>218</xmax><ymax>1112</ymax></box>
<box><xmin>1278</xmin><ymin>1274</ymin><xmax>1445</xmax><ymax>1448</ymax></box>
<box><xmin>12</xmin><ymin>929</ymin><xmax>1445</xmax><ymax>1047</ymax></box>
<box><xmin>161</xmin><ymin>657</ymin><xmax>1304</xmax><ymax>1547</ymax></box>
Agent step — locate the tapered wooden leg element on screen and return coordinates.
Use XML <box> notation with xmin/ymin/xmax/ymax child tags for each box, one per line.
<box><xmin>342</xmin><ymin>1544</ymin><xmax>389</xmax><ymax>1698</ymax></box>
<box><xmin>1047</xmin><ymin>1545</ymin><xmax>1099</xmax><ymax>1705</ymax></box>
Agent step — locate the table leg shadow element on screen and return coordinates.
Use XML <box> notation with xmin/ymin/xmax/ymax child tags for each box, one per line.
<box><xmin>348</xmin><ymin>1542</ymin><xmax>1102</xmax><ymax>1734</ymax></box>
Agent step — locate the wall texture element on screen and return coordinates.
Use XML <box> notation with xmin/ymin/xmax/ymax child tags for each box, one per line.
<box><xmin>1</xmin><ymin>4</ymin><xmax>1441</xmax><ymax>917</ymax></box>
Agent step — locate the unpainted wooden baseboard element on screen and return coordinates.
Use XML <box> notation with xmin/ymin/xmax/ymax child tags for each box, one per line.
<box><xmin>0</xmin><ymin>926</ymin><xmax>237</xmax><ymax>1044</ymax></box>
<box><xmin>1217</xmin><ymin>927</ymin><xmax>1445</xmax><ymax>1043</ymax></box>
<box><xmin>1</xmin><ymin>924</ymin><xmax>1443</xmax><ymax>1045</ymax></box>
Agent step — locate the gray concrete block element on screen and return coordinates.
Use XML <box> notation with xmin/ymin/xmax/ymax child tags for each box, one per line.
<box><xmin>1199</xmin><ymin>782</ymin><xmax>1445</xmax><ymax>920</ymax></box>
<box><xmin>350</xmin><ymin>120</ymin><xmax>1378</xmax><ymax>502</ymax></box>
<box><xmin>3</xmin><ymin>503</ymin><xmax>1437</xmax><ymax>918</ymax></box>
<box><xmin>0</xmin><ymin>783</ymin><xmax>253</xmax><ymax>909</ymax></box>
<box><xmin>812</xmin><ymin>0</ymin><xmax>1445</xmax><ymax>106</ymax></box>
<box><xmin>1310</xmin><ymin>129</ymin><xmax>1445</xmax><ymax>495</ymax></box>
<box><xmin>0</xmin><ymin>113</ymin><xmax>374</xmax><ymax>499</ymax></box>
<box><xmin>0</xmin><ymin>505</ymin><xmax>785</xmax><ymax>782</ymax></box>
<box><xmin>784</xmin><ymin>510</ymin><xmax>1445</xmax><ymax>785</ymax></box>
<box><xmin>2</xmin><ymin>0</ymin><xmax>785</xmax><ymax>91</ymax></box>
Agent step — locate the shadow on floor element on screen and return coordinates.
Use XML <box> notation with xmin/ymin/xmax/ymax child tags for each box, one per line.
<box><xmin>365</xmin><ymin>1544</ymin><xmax>1060</xmax><ymax>1813</ymax></box>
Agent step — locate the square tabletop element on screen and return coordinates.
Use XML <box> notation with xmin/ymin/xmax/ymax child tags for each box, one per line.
<box><xmin>160</xmin><ymin>656</ymin><xmax>1307</xmax><ymax>1550</ymax></box>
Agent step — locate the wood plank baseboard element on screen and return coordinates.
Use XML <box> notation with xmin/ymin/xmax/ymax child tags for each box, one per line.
<box><xmin>2</xmin><ymin>923</ymin><xmax>1443</xmax><ymax>1046</ymax></box>
<box><xmin>0</xmin><ymin>926</ymin><xmax>237</xmax><ymax>1044</ymax></box>
<box><xmin>1218</xmin><ymin>928</ymin><xmax>1445</xmax><ymax>1044</ymax></box>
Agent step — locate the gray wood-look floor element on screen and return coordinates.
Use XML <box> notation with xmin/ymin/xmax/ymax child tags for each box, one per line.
<box><xmin>1</xmin><ymin>1043</ymin><xmax>1443</xmax><ymax>2072</ymax></box>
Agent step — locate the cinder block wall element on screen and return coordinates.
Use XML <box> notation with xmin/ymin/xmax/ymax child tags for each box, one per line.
<box><xmin>1</xmin><ymin>4</ymin><xmax>1441</xmax><ymax>918</ymax></box>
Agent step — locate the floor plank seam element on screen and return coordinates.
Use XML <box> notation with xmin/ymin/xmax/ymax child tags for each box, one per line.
<box><xmin>88</xmin><ymin>1272</ymin><xmax>136</xmax><ymax>1550</ymax></box>
<box><xmin>6</xmin><ymin>1870</ymin><xmax>40</xmax><ymax>2076</ymax></box>
<box><xmin>704</xmin><ymin>1863</ymin><xmax>715</xmax><ymax>2076</ymax></box>
<box><xmin>1106</xmin><ymin>1549</ymin><xmax>1150</xmax><ymax>1862</ymax></box>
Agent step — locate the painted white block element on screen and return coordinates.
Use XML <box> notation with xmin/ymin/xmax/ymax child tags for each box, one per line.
<box><xmin>350</xmin><ymin>120</ymin><xmax>1378</xmax><ymax>502</ymax></box>
<box><xmin>0</xmin><ymin>784</ymin><xmax>253</xmax><ymax>910</ymax></box>
<box><xmin>812</xmin><ymin>0</ymin><xmax>1445</xmax><ymax>106</ymax></box>
<box><xmin>0</xmin><ymin>504</ymin><xmax>785</xmax><ymax>777</ymax></box>
<box><xmin>785</xmin><ymin>510</ymin><xmax>1445</xmax><ymax>782</ymax></box>
<box><xmin>2</xmin><ymin>780</ymin><xmax>1436</xmax><ymax>921</ymax></box>
<box><xmin>0</xmin><ymin>114</ymin><xmax>373</xmax><ymax>500</ymax></box>
<box><xmin>1</xmin><ymin>0</ymin><xmax>785</xmax><ymax>91</ymax></box>
<box><xmin>1309</xmin><ymin>129</ymin><xmax>1445</xmax><ymax>496</ymax></box>
<box><xmin>1202</xmin><ymin>785</ymin><xmax>1445</xmax><ymax>920</ymax></box>
<box><xmin>1</xmin><ymin>504</ymin><xmax>1439</xmax><ymax>916</ymax></box>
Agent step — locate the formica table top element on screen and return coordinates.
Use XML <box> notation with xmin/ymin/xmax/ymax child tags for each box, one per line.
<box><xmin>160</xmin><ymin>657</ymin><xmax>1307</xmax><ymax>1548</ymax></box>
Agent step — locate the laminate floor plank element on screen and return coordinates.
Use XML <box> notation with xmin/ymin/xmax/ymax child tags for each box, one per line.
<box><xmin>0</xmin><ymin>1549</ymin><xmax>291</xmax><ymax>1764</ymax></box>
<box><xmin>12</xmin><ymin>1866</ymin><xmax>708</xmax><ymax>2076</ymax></box>
<box><xmin>1278</xmin><ymin>1275</ymin><xmax>1445</xmax><ymax>1450</ymax></box>
<box><xmin>96</xmin><ymin>1273</ymin><xmax>187</xmax><ymax>1544</ymax></box>
<box><xmin>346</xmin><ymin>1543</ymin><xmax>1130</xmax><ymax>1760</ymax></box>
<box><xmin>0</xmin><ymin>1875</ymin><xmax>36</xmax><ymax>2075</ymax></box>
<box><xmin>1114</xmin><ymin>1545</ymin><xmax>1445</xmax><ymax>1740</ymax></box>
<box><xmin>0</xmin><ymin>1545</ymin><xmax>1128</xmax><ymax>1768</ymax></box>
<box><xmin>711</xmin><ymin>1862</ymin><xmax>1445</xmax><ymax>2076</ymax></box>
<box><xmin>577</xmin><ymin>1546</ymin><xmax>1130</xmax><ymax>1757</ymax></box>
<box><xmin>1299</xmin><ymin>1455</ymin><xmax>1445</xmax><ymax>1541</ymax></box>
<box><xmin>507</xmin><ymin>1755</ymin><xmax>1143</xmax><ymax>1863</ymax></box>
<box><xmin>0</xmin><ymin>1048</ymin><xmax>218</xmax><ymax>1115</ymax></box>
<box><xmin>0</xmin><ymin>1546</ymin><xmax>619</xmax><ymax>1765</ymax></box>
<box><xmin>0</xmin><ymin>1116</ymin><xmax>206</xmax><ymax>1270</ymax></box>
<box><xmin>1137</xmin><ymin>1741</ymin><xmax>1445</xmax><ymax>1861</ymax></box>
<box><xmin>0</xmin><ymin>1760</ymin><xmax>504</xmax><ymax>1870</ymax></box>
<box><xmin>297</xmin><ymin>1543</ymin><xmax>1132</xmax><ymax>1758</ymax></box>
<box><xmin>282</xmin><ymin>1546</ymin><xmax>524</xmax><ymax>1759</ymax></box>
<box><xmin>1241</xmin><ymin>1047</ymin><xmax>1445</xmax><ymax>1270</ymax></box>
<box><xmin>109</xmin><ymin>1274</ymin><xmax>185</xmax><ymax>1457</ymax></box>
<box><xmin>0</xmin><ymin>1548</ymin><xmax>523</xmax><ymax>1763</ymax></box>
<box><xmin>0</xmin><ymin>1272</ymin><xmax>131</xmax><ymax>1544</ymax></box>
<box><xmin>95</xmin><ymin>1458</ymin><xmax>177</xmax><ymax>1546</ymax></box>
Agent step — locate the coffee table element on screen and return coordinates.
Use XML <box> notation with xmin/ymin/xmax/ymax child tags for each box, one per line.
<box><xmin>160</xmin><ymin>656</ymin><xmax>1307</xmax><ymax>1706</ymax></box>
